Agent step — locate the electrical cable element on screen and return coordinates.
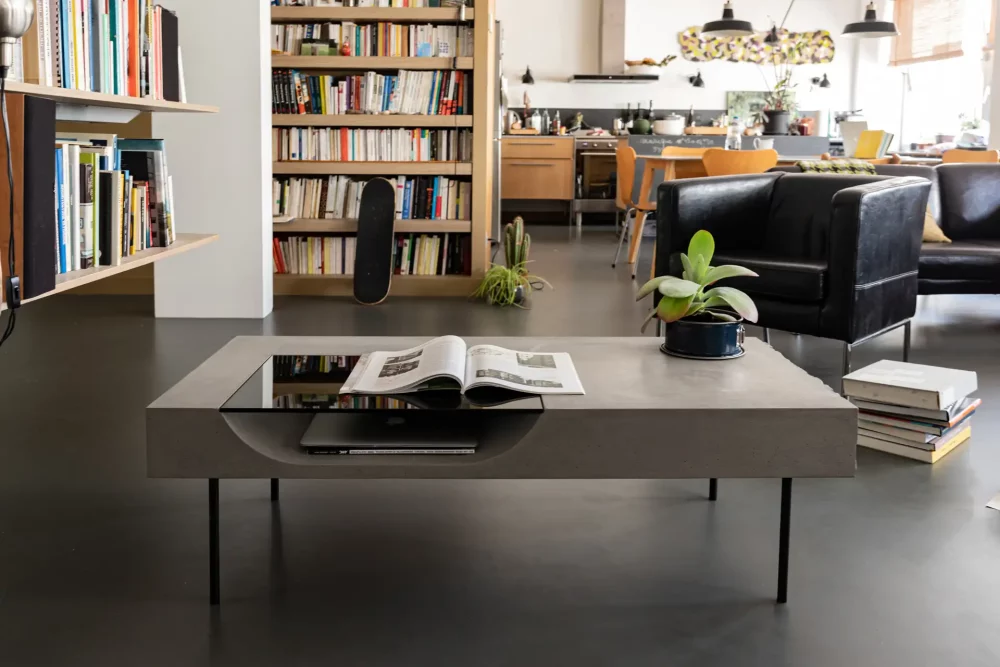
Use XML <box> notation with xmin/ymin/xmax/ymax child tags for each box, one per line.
<box><xmin>0</xmin><ymin>69</ymin><xmax>15</xmax><ymax>348</ymax></box>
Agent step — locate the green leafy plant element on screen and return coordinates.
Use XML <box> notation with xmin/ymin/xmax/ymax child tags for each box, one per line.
<box><xmin>636</xmin><ymin>230</ymin><xmax>759</xmax><ymax>332</ymax></box>
<box><xmin>760</xmin><ymin>65</ymin><xmax>798</xmax><ymax>117</ymax></box>
<box><xmin>473</xmin><ymin>217</ymin><xmax>550</xmax><ymax>307</ymax></box>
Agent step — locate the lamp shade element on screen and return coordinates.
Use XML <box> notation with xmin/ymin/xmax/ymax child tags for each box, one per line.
<box><xmin>703</xmin><ymin>2</ymin><xmax>754</xmax><ymax>38</ymax></box>
<box><xmin>843</xmin><ymin>2</ymin><xmax>898</xmax><ymax>38</ymax></box>
<box><xmin>689</xmin><ymin>72</ymin><xmax>705</xmax><ymax>88</ymax></box>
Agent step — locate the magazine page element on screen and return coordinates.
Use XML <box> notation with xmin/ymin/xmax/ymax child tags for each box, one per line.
<box><xmin>464</xmin><ymin>346</ymin><xmax>585</xmax><ymax>395</ymax></box>
<box><xmin>341</xmin><ymin>336</ymin><xmax>467</xmax><ymax>395</ymax></box>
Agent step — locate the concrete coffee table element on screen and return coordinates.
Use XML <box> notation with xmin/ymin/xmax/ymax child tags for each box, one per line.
<box><xmin>147</xmin><ymin>336</ymin><xmax>857</xmax><ymax>606</ymax></box>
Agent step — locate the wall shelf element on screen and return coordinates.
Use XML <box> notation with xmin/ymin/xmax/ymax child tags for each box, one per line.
<box><xmin>276</xmin><ymin>219</ymin><xmax>472</xmax><ymax>234</ymax></box>
<box><xmin>2</xmin><ymin>234</ymin><xmax>218</xmax><ymax>312</ymax></box>
<box><xmin>274</xmin><ymin>274</ymin><xmax>478</xmax><ymax>297</ymax></box>
<box><xmin>4</xmin><ymin>81</ymin><xmax>218</xmax><ymax>114</ymax></box>
<box><xmin>272</xmin><ymin>114</ymin><xmax>473</xmax><ymax>128</ymax></box>
<box><xmin>272</xmin><ymin>56</ymin><xmax>474</xmax><ymax>71</ymax></box>
<box><xmin>271</xmin><ymin>6</ymin><xmax>475</xmax><ymax>22</ymax></box>
<box><xmin>273</xmin><ymin>161</ymin><xmax>473</xmax><ymax>176</ymax></box>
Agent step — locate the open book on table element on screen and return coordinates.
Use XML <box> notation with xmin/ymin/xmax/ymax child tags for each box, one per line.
<box><xmin>340</xmin><ymin>336</ymin><xmax>585</xmax><ymax>400</ymax></box>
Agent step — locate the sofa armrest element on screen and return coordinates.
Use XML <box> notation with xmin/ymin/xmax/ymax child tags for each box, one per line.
<box><xmin>655</xmin><ymin>173</ymin><xmax>780</xmax><ymax>278</ymax></box>
<box><xmin>822</xmin><ymin>177</ymin><xmax>930</xmax><ymax>342</ymax></box>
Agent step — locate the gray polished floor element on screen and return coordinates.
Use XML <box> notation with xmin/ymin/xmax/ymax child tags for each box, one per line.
<box><xmin>0</xmin><ymin>227</ymin><xmax>998</xmax><ymax>666</ymax></box>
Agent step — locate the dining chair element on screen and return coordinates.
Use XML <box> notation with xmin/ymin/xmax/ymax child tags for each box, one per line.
<box><xmin>941</xmin><ymin>149</ymin><xmax>1000</xmax><ymax>164</ymax></box>
<box><xmin>612</xmin><ymin>146</ymin><xmax>656</xmax><ymax>268</ymax></box>
<box><xmin>702</xmin><ymin>147</ymin><xmax>780</xmax><ymax>176</ymax></box>
<box><xmin>660</xmin><ymin>146</ymin><xmax>710</xmax><ymax>180</ymax></box>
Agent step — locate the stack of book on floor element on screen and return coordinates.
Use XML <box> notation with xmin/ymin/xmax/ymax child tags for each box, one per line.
<box><xmin>843</xmin><ymin>360</ymin><xmax>980</xmax><ymax>464</ymax></box>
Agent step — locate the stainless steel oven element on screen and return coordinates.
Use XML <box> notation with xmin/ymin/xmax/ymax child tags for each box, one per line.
<box><xmin>572</xmin><ymin>136</ymin><xmax>620</xmax><ymax>228</ymax></box>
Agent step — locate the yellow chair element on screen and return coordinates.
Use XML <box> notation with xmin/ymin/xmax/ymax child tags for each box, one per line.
<box><xmin>702</xmin><ymin>148</ymin><xmax>779</xmax><ymax>176</ymax></box>
<box><xmin>661</xmin><ymin>146</ymin><xmax>710</xmax><ymax>180</ymax></box>
<box><xmin>613</xmin><ymin>146</ymin><xmax>656</xmax><ymax>268</ymax></box>
<box><xmin>941</xmin><ymin>149</ymin><xmax>1000</xmax><ymax>164</ymax></box>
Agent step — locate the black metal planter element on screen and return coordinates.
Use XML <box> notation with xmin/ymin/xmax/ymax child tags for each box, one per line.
<box><xmin>764</xmin><ymin>110</ymin><xmax>791</xmax><ymax>136</ymax></box>
<box><xmin>662</xmin><ymin>314</ymin><xmax>746</xmax><ymax>360</ymax></box>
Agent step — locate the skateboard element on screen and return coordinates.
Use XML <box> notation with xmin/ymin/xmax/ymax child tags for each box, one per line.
<box><xmin>353</xmin><ymin>178</ymin><xmax>397</xmax><ymax>305</ymax></box>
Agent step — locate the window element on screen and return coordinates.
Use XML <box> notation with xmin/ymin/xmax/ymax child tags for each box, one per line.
<box><xmin>892</xmin><ymin>0</ymin><xmax>967</xmax><ymax>65</ymax></box>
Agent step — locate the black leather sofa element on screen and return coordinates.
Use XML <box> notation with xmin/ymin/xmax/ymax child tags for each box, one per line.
<box><xmin>774</xmin><ymin>163</ymin><xmax>1000</xmax><ymax>295</ymax></box>
<box><xmin>655</xmin><ymin>173</ymin><xmax>932</xmax><ymax>372</ymax></box>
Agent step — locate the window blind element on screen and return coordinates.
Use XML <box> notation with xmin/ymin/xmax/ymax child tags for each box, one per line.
<box><xmin>892</xmin><ymin>0</ymin><xmax>967</xmax><ymax>66</ymax></box>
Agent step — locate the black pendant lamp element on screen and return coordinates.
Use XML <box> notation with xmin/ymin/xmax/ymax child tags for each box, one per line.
<box><xmin>703</xmin><ymin>2</ymin><xmax>755</xmax><ymax>38</ymax></box>
<box><xmin>689</xmin><ymin>71</ymin><xmax>705</xmax><ymax>88</ymax></box>
<box><xmin>843</xmin><ymin>2</ymin><xmax>898</xmax><ymax>38</ymax></box>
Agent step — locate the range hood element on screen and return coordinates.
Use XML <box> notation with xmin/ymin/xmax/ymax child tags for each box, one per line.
<box><xmin>571</xmin><ymin>0</ymin><xmax>657</xmax><ymax>84</ymax></box>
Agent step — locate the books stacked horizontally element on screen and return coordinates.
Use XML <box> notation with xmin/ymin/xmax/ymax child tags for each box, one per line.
<box><xmin>55</xmin><ymin>133</ymin><xmax>174</xmax><ymax>273</ymax></box>
<box><xmin>273</xmin><ymin>232</ymin><xmax>471</xmax><ymax>276</ymax></box>
<box><xmin>271</xmin><ymin>22</ymin><xmax>472</xmax><ymax>58</ymax></box>
<box><xmin>854</xmin><ymin>130</ymin><xmax>895</xmax><ymax>159</ymax></box>
<box><xmin>843</xmin><ymin>360</ymin><xmax>979</xmax><ymax>464</ymax></box>
<box><xmin>272</xmin><ymin>127</ymin><xmax>472</xmax><ymax>162</ymax></box>
<box><xmin>273</xmin><ymin>175</ymin><xmax>471</xmax><ymax>221</ymax></box>
<box><xmin>17</xmin><ymin>0</ymin><xmax>182</xmax><ymax>100</ymax></box>
<box><xmin>272</xmin><ymin>69</ymin><xmax>470</xmax><ymax>116</ymax></box>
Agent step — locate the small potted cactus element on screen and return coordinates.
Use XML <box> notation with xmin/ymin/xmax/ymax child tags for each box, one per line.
<box><xmin>473</xmin><ymin>217</ymin><xmax>549</xmax><ymax>307</ymax></box>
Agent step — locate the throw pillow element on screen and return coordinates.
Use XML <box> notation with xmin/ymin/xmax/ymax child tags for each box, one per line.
<box><xmin>923</xmin><ymin>210</ymin><xmax>951</xmax><ymax>243</ymax></box>
<box><xmin>796</xmin><ymin>160</ymin><xmax>878</xmax><ymax>175</ymax></box>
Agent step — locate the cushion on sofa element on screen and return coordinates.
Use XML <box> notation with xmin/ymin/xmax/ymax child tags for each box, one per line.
<box><xmin>919</xmin><ymin>240</ymin><xmax>1000</xmax><ymax>281</ymax></box>
<box><xmin>924</xmin><ymin>210</ymin><xmax>951</xmax><ymax>243</ymax></box>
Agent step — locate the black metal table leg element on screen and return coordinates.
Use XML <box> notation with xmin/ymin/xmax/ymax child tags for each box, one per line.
<box><xmin>709</xmin><ymin>478</ymin><xmax>718</xmax><ymax>501</ymax></box>
<box><xmin>777</xmin><ymin>478</ymin><xmax>792</xmax><ymax>604</ymax></box>
<box><xmin>271</xmin><ymin>478</ymin><xmax>280</xmax><ymax>503</ymax></box>
<box><xmin>209</xmin><ymin>478</ymin><xmax>220</xmax><ymax>606</ymax></box>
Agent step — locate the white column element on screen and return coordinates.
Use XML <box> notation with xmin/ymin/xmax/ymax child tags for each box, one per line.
<box><xmin>152</xmin><ymin>0</ymin><xmax>272</xmax><ymax>319</ymax></box>
<box><xmin>990</xmin><ymin>8</ymin><xmax>1000</xmax><ymax>149</ymax></box>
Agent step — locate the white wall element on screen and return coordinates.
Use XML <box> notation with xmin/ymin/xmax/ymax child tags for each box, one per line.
<box><xmin>152</xmin><ymin>0</ymin><xmax>272</xmax><ymax>319</ymax></box>
<box><xmin>501</xmin><ymin>0</ymin><xmax>863</xmax><ymax>113</ymax></box>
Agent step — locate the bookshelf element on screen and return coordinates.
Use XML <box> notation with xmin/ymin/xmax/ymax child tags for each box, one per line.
<box><xmin>270</xmin><ymin>0</ymin><xmax>495</xmax><ymax>297</ymax></box>
<box><xmin>4</xmin><ymin>81</ymin><xmax>219</xmax><ymax>114</ymax></box>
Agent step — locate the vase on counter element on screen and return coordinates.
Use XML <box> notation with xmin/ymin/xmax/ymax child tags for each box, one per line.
<box><xmin>764</xmin><ymin>110</ymin><xmax>791</xmax><ymax>136</ymax></box>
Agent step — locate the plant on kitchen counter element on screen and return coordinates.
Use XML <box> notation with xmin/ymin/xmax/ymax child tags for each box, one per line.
<box><xmin>760</xmin><ymin>64</ymin><xmax>798</xmax><ymax>134</ymax></box>
<box><xmin>473</xmin><ymin>217</ymin><xmax>550</xmax><ymax>307</ymax></box>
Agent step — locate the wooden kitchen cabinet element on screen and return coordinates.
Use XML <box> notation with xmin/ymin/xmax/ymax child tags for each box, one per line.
<box><xmin>501</xmin><ymin>137</ymin><xmax>574</xmax><ymax>201</ymax></box>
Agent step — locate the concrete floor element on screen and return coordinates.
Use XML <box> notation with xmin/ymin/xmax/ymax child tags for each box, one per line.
<box><xmin>1</xmin><ymin>227</ymin><xmax>999</xmax><ymax>666</ymax></box>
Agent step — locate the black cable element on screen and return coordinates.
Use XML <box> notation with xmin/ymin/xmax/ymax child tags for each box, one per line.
<box><xmin>0</xmin><ymin>70</ymin><xmax>17</xmax><ymax>348</ymax></box>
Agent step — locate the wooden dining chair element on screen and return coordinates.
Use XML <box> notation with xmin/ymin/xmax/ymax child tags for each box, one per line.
<box><xmin>660</xmin><ymin>146</ymin><xmax>710</xmax><ymax>180</ymax></box>
<box><xmin>941</xmin><ymin>149</ymin><xmax>1000</xmax><ymax>164</ymax></box>
<box><xmin>701</xmin><ymin>148</ymin><xmax>779</xmax><ymax>176</ymax></box>
<box><xmin>613</xmin><ymin>146</ymin><xmax>656</xmax><ymax>269</ymax></box>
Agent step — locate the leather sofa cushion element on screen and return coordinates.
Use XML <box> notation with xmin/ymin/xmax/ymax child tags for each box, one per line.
<box><xmin>670</xmin><ymin>252</ymin><xmax>828</xmax><ymax>302</ymax></box>
<box><xmin>919</xmin><ymin>240</ymin><xmax>1000</xmax><ymax>281</ymax></box>
<box><xmin>937</xmin><ymin>164</ymin><xmax>1000</xmax><ymax>240</ymax></box>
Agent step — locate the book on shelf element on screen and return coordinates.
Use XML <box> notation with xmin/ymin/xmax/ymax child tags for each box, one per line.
<box><xmin>273</xmin><ymin>175</ymin><xmax>471</xmax><ymax>220</ymax></box>
<box><xmin>844</xmin><ymin>361</ymin><xmax>980</xmax><ymax>464</ymax></box>
<box><xmin>271</xmin><ymin>1</ymin><xmax>470</xmax><ymax>7</ymax></box>
<box><xmin>53</xmin><ymin>132</ymin><xmax>177</xmax><ymax>274</ymax></box>
<box><xmin>273</xmin><ymin>232</ymin><xmax>470</xmax><ymax>276</ymax></box>
<box><xmin>272</xmin><ymin>69</ymin><xmax>469</xmax><ymax>116</ymax></box>
<box><xmin>272</xmin><ymin>21</ymin><xmax>472</xmax><ymax>58</ymax></box>
<box><xmin>15</xmin><ymin>0</ymin><xmax>183</xmax><ymax>101</ymax></box>
<box><xmin>272</xmin><ymin>127</ymin><xmax>472</xmax><ymax>162</ymax></box>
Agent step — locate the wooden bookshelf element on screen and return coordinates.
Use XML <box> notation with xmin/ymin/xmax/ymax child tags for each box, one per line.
<box><xmin>271</xmin><ymin>6</ymin><xmax>475</xmax><ymax>22</ymax></box>
<box><xmin>270</xmin><ymin>0</ymin><xmax>495</xmax><ymax>298</ymax></box>
<box><xmin>272</xmin><ymin>114</ymin><xmax>473</xmax><ymax>128</ymax></box>
<box><xmin>274</xmin><ymin>274</ymin><xmax>478</xmax><ymax>297</ymax></box>
<box><xmin>273</xmin><ymin>161</ymin><xmax>473</xmax><ymax>176</ymax></box>
<box><xmin>4</xmin><ymin>81</ymin><xmax>219</xmax><ymax>114</ymax></box>
<box><xmin>272</xmin><ymin>56</ymin><xmax>474</xmax><ymax>71</ymax></box>
<box><xmin>276</xmin><ymin>219</ymin><xmax>472</xmax><ymax>234</ymax></box>
<box><xmin>2</xmin><ymin>234</ymin><xmax>218</xmax><ymax>311</ymax></box>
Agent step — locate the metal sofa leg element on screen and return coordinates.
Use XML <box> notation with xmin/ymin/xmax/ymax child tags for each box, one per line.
<box><xmin>842</xmin><ymin>343</ymin><xmax>853</xmax><ymax>393</ymax></box>
<box><xmin>903</xmin><ymin>321</ymin><xmax>912</xmax><ymax>363</ymax></box>
<box><xmin>763</xmin><ymin>328</ymin><xmax>771</xmax><ymax>344</ymax></box>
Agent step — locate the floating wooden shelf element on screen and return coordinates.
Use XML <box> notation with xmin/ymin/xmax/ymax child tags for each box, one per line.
<box><xmin>273</xmin><ymin>161</ymin><xmax>473</xmax><ymax>176</ymax></box>
<box><xmin>273</xmin><ymin>382</ymin><xmax>345</xmax><ymax>396</ymax></box>
<box><xmin>272</xmin><ymin>56</ymin><xmax>474</xmax><ymax>71</ymax></box>
<box><xmin>4</xmin><ymin>81</ymin><xmax>218</xmax><ymax>114</ymax></box>
<box><xmin>2</xmin><ymin>233</ymin><xmax>218</xmax><ymax>311</ymax></box>
<box><xmin>274</xmin><ymin>273</ymin><xmax>478</xmax><ymax>297</ymax></box>
<box><xmin>272</xmin><ymin>114</ymin><xmax>474</xmax><ymax>128</ymax></box>
<box><xmin>271</xmin><ymin>6</ymin><xmax>475</xmax><ymax>22</ymax></box>
<box><xmin>275</xmin><ymin>219</ymin><xmax>472</xmax><ymax>234</ymax></box>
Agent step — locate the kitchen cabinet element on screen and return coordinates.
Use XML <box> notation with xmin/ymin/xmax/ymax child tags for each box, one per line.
<box><xmin>501</xmin><ymin>137</ymin><xmax>574</xmax><ymax>201</ymax></box>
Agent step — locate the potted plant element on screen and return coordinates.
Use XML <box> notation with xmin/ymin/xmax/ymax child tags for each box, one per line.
<box><xmin>760</xmin><ymin>65</ymin><xmax>797</xmax><ymax>136</ymax></box>
<box><xmin>473</xmin><ymin>217</ymin><xmax>549</xmax><ymax>307</ymax></box>
<box><xmin>637</xmin><ymin>230</ymin><xmax>759</xmax><ymax>360</ymax></box>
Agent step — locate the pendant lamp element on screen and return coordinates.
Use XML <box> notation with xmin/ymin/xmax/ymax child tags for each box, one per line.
<box><xmin>703</xmin><ymin>2</ymin><xmax>754</xmax><ymax>38</ymax></box>
<box><xmin>843</xmin><ymin>2</ymin><xmax>898</xmax><ymax>38</ymax></box>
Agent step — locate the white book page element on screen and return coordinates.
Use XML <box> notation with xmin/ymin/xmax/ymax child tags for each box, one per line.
<box><xmin>342</xmin><ymin>336</ymin><xmax>467</xmax><ymax>395</ymax></box>
<box><xmin>464</xmin><ymin>346</ymin><xmax>585</xmax><ymax>395</ymax></box>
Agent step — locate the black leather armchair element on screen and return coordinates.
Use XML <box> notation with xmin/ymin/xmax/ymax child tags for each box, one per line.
<box><xmin>655</xmin><ymin>173</ymin><xmax>932</xmax><ymax>373</ymax></box>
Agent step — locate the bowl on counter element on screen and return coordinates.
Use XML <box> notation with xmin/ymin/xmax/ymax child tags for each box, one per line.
<box><xmin>653</xmin><ymin>115</ymin><xmax>686</xmax><ymax>136</ymax></box>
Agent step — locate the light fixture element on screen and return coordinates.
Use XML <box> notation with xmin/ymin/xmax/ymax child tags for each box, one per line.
<box><xmin>843</xmin><ymin>2</ymin><xmax>898</xmax><ymax>39</ymax></box>
<box><xmin>702</xmin><ymin>2</ymin><xmax>754</xmax><ymax>38</ymax></box>
<box><xmin>812</xmin><ymin>74</ymin><xmax>831</xmax><ymax>88</ymax></box>
<box><xmin>764</xmin><ymin>25</ymin><xmax>780</xmax><ymax>44</ymax></box>
<box><xmin>689</xmin><ymin>71</ymin><xmax>705</xmax><ymax>88</ymax></box>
